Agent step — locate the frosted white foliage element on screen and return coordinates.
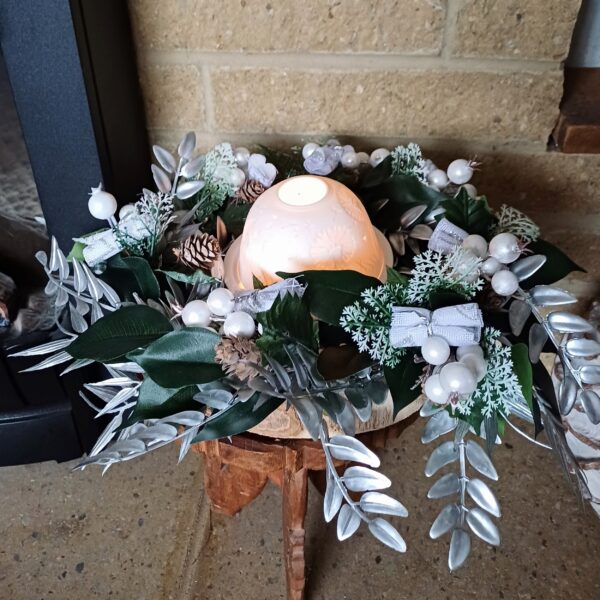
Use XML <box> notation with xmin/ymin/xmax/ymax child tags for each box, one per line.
<box><xmin>405</xmin><ymin>248</ymin><xmax>484</xmax><ymax>304</ymax></box>
<box><xmin>493</xmin><ymin>204</ymin><xmax>540</xmax><ymax>243</ymax></box>
<box><xmin>391</xmin><ymin>143</ymin><xmax>428</xmax><ymax>183</ymax></box>
<box><xmin>456</xmin><ymin>328</ymin><xmax>524</xmax><ymax>417</ymax></box>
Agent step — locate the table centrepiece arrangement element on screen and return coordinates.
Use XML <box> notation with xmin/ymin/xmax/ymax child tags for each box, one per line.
<box><xmin>12</xmin><ymin>133</ymin><xmax>600</xmax><ymax>571</ymax></box>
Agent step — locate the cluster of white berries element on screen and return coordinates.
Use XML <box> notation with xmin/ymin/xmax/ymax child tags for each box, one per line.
<box><xmin>302</xmin><ymin>139</ymin><xmax>388</xmax><ymax>170</ymax></box>
<box><xmin>461</xmin><ymin>232</ymin><xmax>522</xmax><ymax>297</ymax></box>
<box><xmin>181</xmin><ymin>288</ymin><xmax>256</xmax><ymax>338</ymax></box>
<box><xmin>427</xmin><ymin>158</ymin><xmax>478</xmax><ymax>198</ymax></box>
<box><xmin>422</xmin><ymin>338</ymin><xmax>487</xmax><ymax>405</ymax></box>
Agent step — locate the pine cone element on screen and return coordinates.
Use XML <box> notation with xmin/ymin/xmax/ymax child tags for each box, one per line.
<box><xmin>215</xmin><ymin>336</ymin><xmax>261</xmax><ymax>381</ymax></box>
<box><xmin>173</xmin><ymin>232</ymin><xmax>220</xmax><ymax>270</ymax></box>
<box><xmin>232</xmin><ymin>179</ymin><xmax>266</xmax><ymax>204</ymax></box>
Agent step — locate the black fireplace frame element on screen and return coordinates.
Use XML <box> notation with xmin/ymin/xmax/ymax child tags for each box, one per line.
<box><xmin>0</xmin><ymin>0</ymin><xmax>151</xmax><ymax>465</ymax></box>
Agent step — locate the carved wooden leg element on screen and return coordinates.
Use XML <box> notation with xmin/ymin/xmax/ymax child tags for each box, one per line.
<box><xmin>282</xmin><ymin>447</ymin><xmax>309</xmax><ymax>600</ymax></box>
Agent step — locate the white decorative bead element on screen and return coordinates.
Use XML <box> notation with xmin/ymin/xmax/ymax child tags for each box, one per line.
<box><xmin>223</xmin><ymin>311</ymin><xmax>256</xmax><ymax>338</ymax></box>
<box><xmin>181</xmin><ymin>300</ymin><xmax>212</xmax><ymax>327</ymax></box>
<box><xmin>454</xmin><ymin>249</ymin><xmax>481</xmax><ymax>283</ymax></box>
<box><xmin>234</xmin><ymin>146</ymin><xmax>250</xmax><ymax>168</ymax></box>
<box><xmin>421</xmin><ymin>336</ymin><xmax>450</xmax><ymax>366</ymax></box>
<box><xmin>302</xmin><ymin>142</ymin><xmax>319</xmax><ymax>159</ymax></box>
<box><xmin>341</xmin><ymin>151</ymin><xmax>360</xmax><ymax>169</ymax></box>
<box><xmin>488</xmin><ymin>232</ymin><xmax>520</xmax><ymax>264</ymax></box>
<box><xmin>88</xmin><ymin>186</ymin><xmax>117</xmax><ymax>220</ymax></box>
<box><xmin>439</xmin><ymin>362</ymin><xmax>477</xmax><ymax>395</ymax></box>
<box><xmin>118</xmin><ymin>203</ymin><xmax>137</xmax><ymax>220</ymax></box>
<box><xmin>206</xmin><ymin>288</ymin><xmax>235</xmax><ymax>316</ymax></box>
<box><xmin>229</xmin><ymin>167</ymin><xmax>246</xmax><ymax>188</ymax></box>
<box><xmin>369</xmin><ymin>148</ymin><xmax>390</xmax><ymax>167</ymax></box>
<box><xmin>460</xmin><ymin>353</ymin><xmax>487</xmax><ymax>382</ymax></box>
<box><xmin>481</xmin><ymin>257</ymin><xmax>503</xmax><ymax>276</ymax></box>
<box><xmin>462</xmin><ymin>234</ymin><xmax>488</xmax><ymax>258</ymax></box>
<box><xmin>356</xmin><ymin>151</ymin><xmax>370</xmax><ymax>164</ymax></box>
<box><xmin>446</xmin><ymin>159</ymin><xmax>473</xmax><ymax>185</ymax></box>
<box><xmin>424</xmin><ymin>374</ymin><xmax>450</xmax><ymax>405</ymax></box>
<box><xmin>456</xmin><ymin>345</ymin><xmax>484</xmax><ymax>361</ymax></box>
<box><xmin>491</xmin><ymin>269</ymin><xmax>519</xmax><ymax>296</ymax></box>
<box><xmin>326</xmin><ymin>138</ymin><xmax>341</xmax><ymax>147</ymax></box>
<box><xmin>461</xmin><ymin>183</ymin><xmax>478</xmax><ymax>198</ymax></box>
<box><xmin>428</xmin><ymin>168</ymin><xmax>449</xmax><ymax>188</ymax></box>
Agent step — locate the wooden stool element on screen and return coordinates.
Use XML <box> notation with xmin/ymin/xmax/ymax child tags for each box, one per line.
<box><xmin>192</xmin><ymin>412</ymin><xmax>418</xmax><ymax>600</ymax></box>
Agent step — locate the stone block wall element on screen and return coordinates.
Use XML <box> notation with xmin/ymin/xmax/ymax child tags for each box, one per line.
<box><xmin>128</xmin><ymin>0</ymin><xmax>600</xmax><ymax>275</ymax></box>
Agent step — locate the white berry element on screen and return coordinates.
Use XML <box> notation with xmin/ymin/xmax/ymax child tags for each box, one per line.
<box><xmin>488</xmin><ymin>232</ymin><xmax>520</xmax><ymax>264</ymax></box>
<box><xmin>491</xmin><ymin>270</ymin><xmax>519</xmax><ymax>296</ymax></box>
<box><xmin>341</xmin><ymin>151</ymin><xmax>360</xmax><ymax>169</ymax></box>
<box><xmin>229</xmin><ymin>167</ymin><xmax>246</xmax><ymax>188</ymax></box>
<box><xmin>424</xmin><ymin>374</ymin><xmax>450</xmax><ymax>405</ymax></box>
<box><xmin>462</xmin><ymin>234</ymin><xmax>488</xmax><ymax>258</ymax></box>
<box><xmin>302</xmin><ymin>142</ymin><xmax>319</xmax><ymax>159</ymax></box>
<box><xmin>207</xmin><ymin>288</ymin><xmax>235</xmax><ymax>316</ymax></box>
<box><xmin>356</xmin><ymin>151</ymin><xmax>370</xmax><ymax>164</ymax></box>
<box><xmin>421</xmin><ymin>336</ymin><xmax>450</xmax><ymax>366</ymax></box>
<box><xmin>223</xmin><ymin>311</ymin><xmax>256</xmax><ymax>338</ymax></box>
<box><xmin>181</xmin><ymin>300</ymin><xmax>212</xmax><ymax>327</ymax></box>
<box><xmin>440</xmin><ymin>362</ymin><xmax>477</xmax><ymax>395</ymax></box>
<box><xmin>234</xmin><ymin>146</ymin><xmax>250</xmax><ymax>168</ymax></box>
<box><xmin>88</xmin><ymin>186</ymin><xmax>117</xmax><ymax>220</ymax></box>
<box><xmin>428</xmin><ymin>168</ymin><xmax>449</xmax><ymax>188</ymax></box>
<box><xmin>456</xmin><ymin>345</ymin><xmax>484</xmax><ymax>361</ymax></box>
<box><xmin>481</xmin><ymin>257</ymin><xmax>503</xmax><ymax>276</ymax></box>
<box><xmin>446</xmin><ymin>159</ymin><xmax>473</xmax><ymax>185</ymax></box>
<box><xmin>369</xmin><ymin>148</ymin><xmax>390</xmax><ymax>167</ymax></box>
<box><xmin>460</xmin><ymin>353</ymin><xmax>487</xmax><ymax>382</ymax></box>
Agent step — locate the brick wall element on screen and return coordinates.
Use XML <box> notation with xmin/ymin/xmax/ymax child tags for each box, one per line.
<box><xmin>128</xmin><ymin>0</ymin><xmax>600</xmax><ymax>276</ymax></box>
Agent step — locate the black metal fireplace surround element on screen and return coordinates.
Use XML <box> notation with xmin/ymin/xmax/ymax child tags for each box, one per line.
<box><xmin>0</xmin><ymin>0</ymin><xmax>151</xmax><ymax>465</ymax></box>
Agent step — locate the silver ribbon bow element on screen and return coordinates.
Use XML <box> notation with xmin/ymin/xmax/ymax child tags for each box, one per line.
<box><xmin>390</xmin><ymin>303</ymin><xmax>483</xmax><ymax>348</ymax></box>
<box><xmin>427</xmin><ymin>218</ymin><xmax>467</xmax><ymax>254</ymax></box>
<box><xmin>233</xmin><ymin>278</ymin><xmax>305</xmax><ymax>315</ymax></box>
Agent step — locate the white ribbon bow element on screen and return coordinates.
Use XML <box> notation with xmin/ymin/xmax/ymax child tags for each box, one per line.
<box><xmin>390</xmin><ymin>303</ymin><xmax>483</xmax><ymax>348</ymax></box>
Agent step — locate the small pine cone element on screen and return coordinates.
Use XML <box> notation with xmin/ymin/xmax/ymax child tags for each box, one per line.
<box><xmin>173</xmin><ymin>232</ymin><xmax>220</xmax><ymax>270</ymax></box>
<box><xmin>215</xmin><ymin>336</ymin><xmax>261</xmax><ymax>381</ymax></box>
<box><xmin>232</xmin><ymin>179</ymin><xmax>266</xmax><ymax>204</ymax></box>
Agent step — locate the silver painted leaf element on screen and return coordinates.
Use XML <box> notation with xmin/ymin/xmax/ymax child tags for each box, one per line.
<box><xmin>336</xmin><ymin>504</ymin><xmax>361</xmax><ymax>541</ymax></box>
<box><xmin>342</xmin><ymin>466</ymin><xmax>391</xmax><ymax>492</ymax></box>
<box><xmin>427</xmin><ymin>472</ymin><xmax>460</xmax><ymax>499</ymax></box>
<box><xmin>181</xmin><ymin>155</ymin><xmax>204</xmax><ymax>178</ymax></box>
<box><xmin>529</xmin><ymin>323</ymin><xmax>548</xmax><ymax>363</ymax></box>
<box><xmin>71</xmin><ymin>259</ymin><xmax>87</xmax><ymax>293</ymax></box>
<box><xmin>326</xmin><ymin>435</ymin><xmax>380</xmax><ymax>467</ymax></box>
<box><xmin>21</xmin><ymin>351</ymin><xmax>72</xmax><ymax>372</ymax></box>
<box><xmin>580</xmin><ymin>390</ymin><xmax>600</xmax><ymax>425</ymax></box>
<box><xmin>429</xmin><ymin>503</ymin><xmax>460</xmax><ymax>539</ymax></box>
<box><xmin>334</xmin><ymin>398</ymin><xmax>356</xmax><ymax>437</ymax></box>
<box><xmin>353</xmin><ymin>400</ymin><xmax>372</xmax><ymax>423</ymax></box>
<box><xmin>425</xmin><ymin>441</ymin><xmax>459</xmax><ymax>477</ymax></box>
<box><xmin>420</xmin><ymin>399</ymin><xmax>444</xmax><ymax>417</ymax></box>
<box><xmin>176</xmin><ymin>180</ymin><xmax>205</xmax><ymax>200</ymax></box>
<box><xmin>548</xmin><ymin>312</ymin><xmax>594</xmax><ymax>334</ymax></box>
<box><xmin>359</xmin><ymin>492</ymin><xmax>408</xmax><ymax>517</ymax></box>
<box><xmin>421</xmin><ymin>411</ymin><xmax>457</xmax><ymax>444</ymax></box>
<box><xmin>510</xmin><ymin>254</ymin><xmax>546</xmax><ymax>282</ymax></box>
<box><xmin>61</xmin><ymin>359</ymin><xmax>94</xmax><ymax>375</ymax></box>
<box><xmin>9</xmin><ymin>337</ymin><xmax>73</xmax><ymax>357</ymax></box>
<box><xmin>323</xmin><ymin>473</ymin><xmax>343</xmax><ymax>523</ymax></box>
<box><xmin>509</xmin><ymin>300</ymin><xmax>531</xmax><ymax>336</ymax></box>
<box><xmin>465</xmin><ymin>440</ymin><xmax>498</xmax><ymax>480</ymax></box>
<box><xmin>410</xmin><ymin>224</ymin><xmax>433</xmax><ymax>240</ymax></box>
<box><xmin>559</xmin><ymin>375</ymin><xmax>578</xmax><ymax>415</ymax></box>
<box><xmin>178</xmin><ymin>131</ymin><xmax>196</xmax><ymax>159</ymax></box>
<box><xmin>69</xmin><ymin>303</ymin><xmax>88</xmax><ymax>333</ymax></box>
<box><xmin>565</xmin><ymin>337</ymin><xmax>600</xmax><ymax>358</ymax></box>
<box><xmin>448</xmin><ymin>529</ymin><xmax>471</xmax><ymax>570</ymax></box>
<box><xmin>152</xmin><ymin>144</ymin><xmax>177</xmax><ymax>173</ymax></box>
<box><xmin>579</xmin><ymin>365</ymin><xmax>600</xmax><ymax>385</ymax></box>
<box><xmin>529</xmin><ymin>285</ymin><xmax>576</xmax><ymax>307</ymax></box>
<box><xmin>400</xmin><ymin>204</ymin><xmax>427</xmax><ymax>229</ymax></box>
<box><xmin>466</xmin><ymin>507</ymin><xmax>500</xmax><ymax>546</ymax></box>
<box><xmin>466</xmin><ymin>478</ymin><xmax>501</xmax><ymax>517</ymax></box>
<box><xmin>36</xmin><ymin>250</ymin><xmax>48</xmax><ymax>267</ymax></box>
<box><xmin>81</xmin><ymin>263</ymin><xmax>103</xmax><ymax>301</ymax></box>
<box><xmin>163</xmin><ymin>411</ymin><xmax>206</xmax><ymax>426</ymax></box>
<box><xmin>55</xmin><ymin>287</ymin><xmax>68</xmax><ymax>307</ymax></box>
<box><xmin>137</xmin><ymin>422</ymin><xmax>178</xmax><ymax>444</ymax></box>
<box><xmin>151</xmin><ymin>164</ymin><xmax>172</xmax><ymax>194</ymax></box>
<box><xmin>368</xmin><ymin>518</ymin><xmax>406</xmax><ymax>553</ymax></box>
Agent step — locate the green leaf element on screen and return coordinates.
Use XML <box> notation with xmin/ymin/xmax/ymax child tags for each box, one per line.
<box><xmin>157</xmin><ymin>269</ymin><xmax>216</xmax><ymax>285</ymax></box>
<box><xmin>219</xmin><ymin>203</ymin><xmax>252</xmax><ymax>236</ymax></box>
<box><xmin>192</xmin><ymin>394</ymin><xmax>284</xmax><ymax>442</ymax></box>
<box><xmin>384</xmin><ymin>351</ymin><xmax>423</xmax><ymax>417</ymax></box>
<box><xmin>252</xmin><ymin>275</ymin><xmax>266</xmax><ymax>290</ymax></box>
<box><xmin>438</xmin><ymin>189</ymin><xmax>494</xmax><ymax>236</ymax></box>
<box><xmin>511</xmin><ymin>343</ymin><xmax>533</xmax><ymax>410</ymax></box>
<box><xmin>128</xmin><ymin>328</ymin><xmax>224</xmax><ymax>388</ymax></box>
<box><xmin>256</xmin><ymin>294</ymin><xmax>318</xmax><ymax>362</ymax></box>
<box><xmin>67</xmin><ymin>305</ymin><xmax>172</xmax><ymax>362</ymax></box>
<box><xmin>386</xmin><ymin>267</ymin><xmax>408</xmax><ymax>285</ymax></box>
<box><xmin>131</xmin><ymin>378</ymin><xmax>197</xmax><ymax>420</ymax></box>
<box><xmin>428</xmin><ymin>290</ymin><xmax>469</xmax><ymax>310</ymax></box>
<box><xmin>521</xmin><ymin>239</ymin><xmax>585</xmax><ymax>288</ymax></box>
<box><xmin>102</xmin><ymin>255</ymin><xmax>161</xmax><ymax>300</ymax></box>
<box><xmin>278</xmin><ymin>270</ymin><xmax>381</xmax><ymax>326</ymax></box>
<box><xmin>316</xmin><ymin>345</ymin><xmax>373</xmax><ymax>380</ymax></box>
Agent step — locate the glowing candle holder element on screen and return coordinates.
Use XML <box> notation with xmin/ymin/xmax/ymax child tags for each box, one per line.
<box><xmin>224</xmin><ymin>175</ymin><xmax>392</xmax><ymax>291</ymax></box>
